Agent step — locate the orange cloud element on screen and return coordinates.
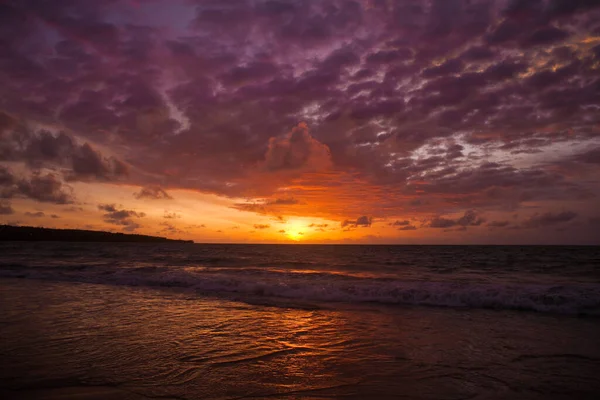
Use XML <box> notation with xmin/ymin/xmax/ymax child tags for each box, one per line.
<box><xmin>263</xmin><ymin>122</ymin><xmax>332</xmax><ymax>173</ymax></box>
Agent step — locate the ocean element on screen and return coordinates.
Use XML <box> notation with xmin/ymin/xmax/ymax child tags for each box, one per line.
<box><xmin>1</xmin><ymin>243</ymin><xmax>599</xmax><ymax>399</ymax></box>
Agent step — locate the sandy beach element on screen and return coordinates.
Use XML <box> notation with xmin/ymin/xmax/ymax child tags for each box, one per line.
<box><xmin>2</xmin><ymin>275</ymin><xmax>599</xmax><ymax>399</ymax></box>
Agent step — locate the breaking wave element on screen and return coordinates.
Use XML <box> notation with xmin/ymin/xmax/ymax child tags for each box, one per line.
<box><xmin>1</xmin><ymin>263</ymin><xmax>599</xmax><ymax>315</ymax></box>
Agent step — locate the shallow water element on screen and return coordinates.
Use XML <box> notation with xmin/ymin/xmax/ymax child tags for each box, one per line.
<box><xmin>1</xmin><ymin>279</ymin><xmax>600</xmax><ymax>399</ymax></box>
<box><xmin>1</xmin><ymin>243</ymin><xmax>599</xmax><ymax>314</ymax></box>
<box><xmin>1</xmin><ymin>243</ymin><xmax>600</xmax><ymax>399</ymax></box>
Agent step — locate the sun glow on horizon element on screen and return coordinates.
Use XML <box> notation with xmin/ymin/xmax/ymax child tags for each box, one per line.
<box><xmin>284</xmin><ymin>219</ymin><xmax>307</xmax><ymax>241</ymax></box>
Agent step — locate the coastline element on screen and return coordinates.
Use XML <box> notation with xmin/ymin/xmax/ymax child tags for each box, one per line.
<box><xmin>2</xmin><ymin>278</ymin><xmax>600</xmax><ymax>399</ymax></box>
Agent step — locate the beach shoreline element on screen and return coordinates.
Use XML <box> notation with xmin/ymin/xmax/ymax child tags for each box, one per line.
<box><xmin>2</xmin><ymin>278</ymin><xmax>600</xmax><ymax>399</ymax></box>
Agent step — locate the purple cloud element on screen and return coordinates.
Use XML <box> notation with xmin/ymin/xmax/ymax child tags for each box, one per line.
<box><xmin>135</xmin><ymin>187</ymin><xmax>173</xmax><ymax>200</ymax></box>
<box><xmin>0</xmin><ymin>168</ymin><xmax>75</xmax><ymax>205</ymax></box>
<box><xmin>0</xmin><ymin>201</ymin><xmax>14</xmax><ymax>215</ymax></box>
<box><xmin>0</xmin><ymin>0</ymin><xmax>599</xmax><ymax>243</ymax></box>
<box><xmin>24</xmin><ymin>211</ymin><xmax>45</xmax><ymax>217</ymax></box>
<box><xmin>264</xmin><ymin>123</ymin><xmax>332</xmax><ymax>172</ymax></box>
<box><xmin>429</xmin><ymin>210</ymin><xmax>485</xmax><ymax>229</ymax></box>
<box><xmin>98</xmin><ymin>204</ymin><xmax>146</xmax><ymax>232</ymax></box>
<box><xmin>520</xmin><ymin>211</ymin><xmax>578</xmax><ymax>228</ymax></box>
<box><xmin>487</xmin><ymin>220</ymin><xmax>510</xmax><ymax>228</ymax></box>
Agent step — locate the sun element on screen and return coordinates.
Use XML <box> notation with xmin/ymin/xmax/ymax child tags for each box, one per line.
<box><xmin>286</xmin><ymin>230</ymin><xmax>304</xmax><ymax>241</ymax></box>
<box><xmin>284</xmin><ymin>219</ymin><xmax>306</xmax><ymax>241</ymax></box>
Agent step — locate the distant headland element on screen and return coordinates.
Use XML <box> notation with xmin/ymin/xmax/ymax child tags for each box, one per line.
<box><xmin>0</xmin><ymin>225</ymin><xmax>194</xmax><ymax>243</ymax></box>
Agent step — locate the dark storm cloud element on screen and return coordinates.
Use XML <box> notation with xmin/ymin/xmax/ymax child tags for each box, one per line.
<box><xmin>70</xmin><ymin>143</ymin><xmax>129</xmax><ymax>181</ymax></box>
<box><xmin>412</xmin><ymin>162</ymin><xmax>570</xmax><ymax>200</ymax></box>
<box><xmin>98</xmin><ymin>203</ymin><xmax>146</xmax><ymax>232</ymax></box>
<box><xmin>17</xmin><ymin>174</ymin><xmax>75</xmax><ymax>204</ymax></box>
<box><xmin>572</xmin><ymin>148</ymin><xmax>600</xmax><ymax>164</ymax></box>
<box><xmin>0</xmin><ymin>166</ymin><xmax>15</xmax><ymax>187</ymax></box>
<box><xmin>429</xmin><ymin>216</ymin><xmax>458</xmax><ymax>229</ymax></box>
<box><xmin>0</xmin><ymin>123</ymin><xmax>128</xmax><ymax>181</ymax></box>
<box><xmin>134</xmin><ymin>187</ymin><xmax>173</xmax><ymax>200</ymax></box>
<box><xmin>1</xmin><ymin>167</ymin><xmax>75</xmax><ymax>204</ymax></box>
<box><xmin>520</xmin><ymin>211</ymin><xmax>578</xmax><ymax>228</ymax></box>
<box><xmin>428</xmin><ymin>210</ymin><xmax>485</xmax><ymax>229</ymax></box>
<box><xmin>546</xmin><ymin>0</ymin><xmax>600</xmax><ymax>17</ymax></box>
<box><xmin>460</xmin><ymin>45</ymin><xmax>496</xmax><ymax>61</ymax></box>
<box><xmin>522</xmin><ymin>26</ymin><xmax>570</xmax><ymax>47</ymax></box>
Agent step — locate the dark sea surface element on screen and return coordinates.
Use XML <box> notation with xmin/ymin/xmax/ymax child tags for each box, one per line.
<box><xmin>1</xmin><ymin>243</ymin><xmax>600</xmax><ymax>399</ymax></box>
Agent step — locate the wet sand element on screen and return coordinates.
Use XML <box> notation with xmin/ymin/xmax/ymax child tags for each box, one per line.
<box><xmin>0</xmin><ymin>386</ymin><xmax>148</xmax><ymax>400</ymax></box>
<box><xmin>1</xmin><ymin>278</ymin><xmax>600</xmax><ymax>399</ymax></box>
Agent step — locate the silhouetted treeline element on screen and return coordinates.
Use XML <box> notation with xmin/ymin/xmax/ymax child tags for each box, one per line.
<box><xmin>0</xmin><ymin>225</ymin><xmax>193</xmax><ymax>243</ymax></box>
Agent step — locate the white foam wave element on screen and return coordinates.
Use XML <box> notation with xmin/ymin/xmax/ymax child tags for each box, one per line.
<box><xmin>1</xmin><ymin>265</ymin><xmax>599</xmax><ymax>315</ymax></box>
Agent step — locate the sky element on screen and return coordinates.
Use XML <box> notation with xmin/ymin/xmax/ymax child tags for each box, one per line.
<box><xmin>0</xmin><ymin>0</ymin><xmax>599</xmax><ymax>244</ymax></box>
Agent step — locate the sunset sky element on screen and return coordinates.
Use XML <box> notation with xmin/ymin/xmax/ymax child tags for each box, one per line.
<box><xmin>1</xmin><ymin>0</ymin><xmax>599</xmax><ymax>244</ymax></box>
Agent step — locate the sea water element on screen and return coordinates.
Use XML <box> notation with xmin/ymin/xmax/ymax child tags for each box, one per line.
<box><xmin>1</xmin><ymin>243</ymin><xmax>599</xmax><ymax>399</ymax></box>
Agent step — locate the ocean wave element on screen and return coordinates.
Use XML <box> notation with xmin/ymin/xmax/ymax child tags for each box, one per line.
<box><xmin>1</xmin><ymin>264</ymin><xmax>599</xmax><ymax>315</ymax></box>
